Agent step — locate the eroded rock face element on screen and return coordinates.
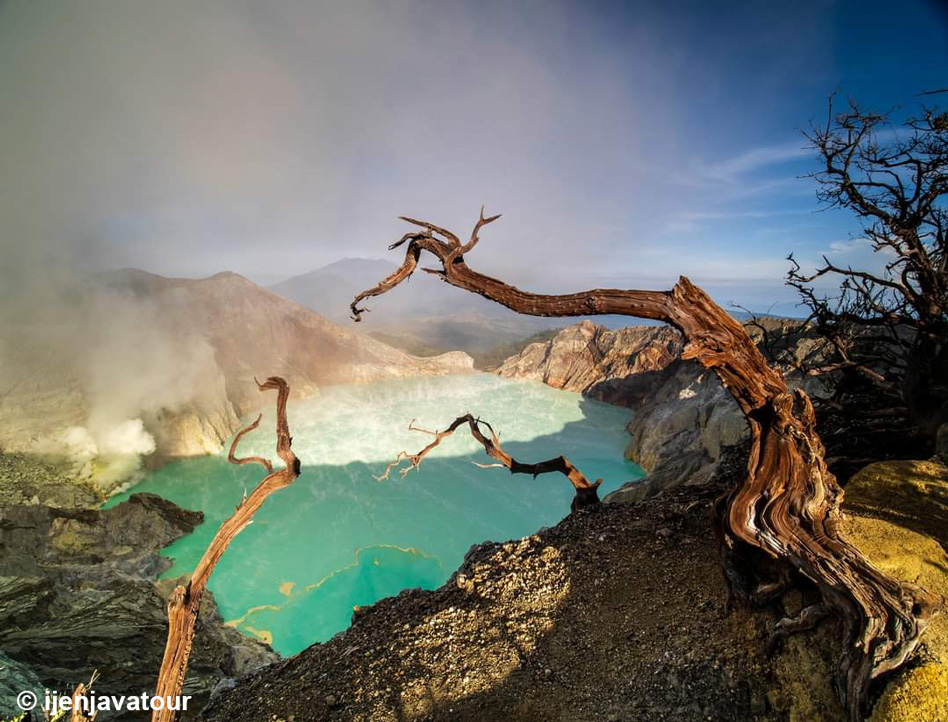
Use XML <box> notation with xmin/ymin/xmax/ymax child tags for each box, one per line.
<box><xmin>610</xmin><ymin>359</ymin><xmax>750</xmax><ymax>501</ymax></box>
<box><xmin>496</xmin><ymin>319</ymin><xmax>831</xmax><ymax>501</ymax></box>
<box><xmin>613</xmin><ymin>321</ymin><xmax>830</xmax><ymax>500</ymax></box>
<box><xmin>0</xmin><ymin>492</ymin><xmax>276</xmax><ymax>718</ymax></box>
<box><xmin>495</xmin><ymin>321</ymin><xmax>682</xmax><ymax>402</ymax></box>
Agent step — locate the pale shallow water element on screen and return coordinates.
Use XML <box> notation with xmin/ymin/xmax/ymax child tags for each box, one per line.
<box><xmin>109</xmin><ymin>374</ymin><xmax>643</xmax><ymax>655</ymax></box>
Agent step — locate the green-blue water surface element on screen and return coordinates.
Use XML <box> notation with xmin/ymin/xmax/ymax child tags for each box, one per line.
<box><xmin>109</xmin><ymin>374</ymin><xmax>643</xmax><ymax>654</ymax></box>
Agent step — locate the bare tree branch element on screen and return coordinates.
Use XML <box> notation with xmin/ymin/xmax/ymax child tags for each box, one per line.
<box><xmin>152</xmin><ymin>377</ymin><xmax>300</xmax><ymax>722</ymax></box>
<box><xmin>227</xmin><ymin>414</ymin><xmax>273</xmax><ymax>473</ymax></box>
<box><xmin>792</xmin><ymin>95</ymin><xmax>948</xmax><ymax>439</ymax></box>
<box><xmin>377</xmin><ymin>414</ymin><xmax>602</xmax><ymax>510</ymax></box>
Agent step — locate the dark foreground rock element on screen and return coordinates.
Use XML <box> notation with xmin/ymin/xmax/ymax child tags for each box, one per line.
<box><xmin>0</xmin><ymin>491</ymin><xmax>276</xmax><ymax>720</ymax></box>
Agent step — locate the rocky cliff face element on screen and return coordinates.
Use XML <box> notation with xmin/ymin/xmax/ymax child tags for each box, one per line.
<box><xmin>496</xmin><ymin>319</ymin><xmax>830</xmax><ymax>501</ymax></box>
<box><xmin>0</xmin><ymin>490</ymin><xmax>277</xmax><ymax>720</ymax></box>
<box><xmin>495</xmin><ymin>320</ymin><xmax>682</xmax><ymax>402</ymax></box>
<box><xmin>609</xmin><ymin>359</ymin><xmax>750</xmax><ymax>499</ymax></box>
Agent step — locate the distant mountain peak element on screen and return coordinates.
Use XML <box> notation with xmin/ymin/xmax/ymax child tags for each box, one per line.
<box><xmin>312</xmin><ymin>257</ymin><xmax>397</xmax><ymax>273</ymax></box>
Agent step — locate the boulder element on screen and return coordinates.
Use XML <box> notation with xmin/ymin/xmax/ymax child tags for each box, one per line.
<box><xmin>0</xmin><ymin>649</ymin><xmax>45</xmax><ymax>719</ymax></box>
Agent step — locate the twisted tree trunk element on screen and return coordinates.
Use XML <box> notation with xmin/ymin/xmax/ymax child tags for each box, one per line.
<box><xmin>152</xmin><ymin>377</ymin><xmax>300</xmax><ymax>722</ymax></box>
<box><xmin>350</xmin><ymin>210</ymin><xmax>943</xmax><ymax>720</ymax></box>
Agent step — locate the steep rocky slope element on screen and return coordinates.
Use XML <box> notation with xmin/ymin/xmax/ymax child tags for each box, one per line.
<box><xmin>200</xmin><ymin>450</ymin><xmax>947</xmax><ymax>722</ymax></box>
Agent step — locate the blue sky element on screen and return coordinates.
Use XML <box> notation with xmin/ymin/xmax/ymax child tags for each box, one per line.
<box><xmin>1</xmin><ymin>0</ymin><xmax>946</xmax><ymax>315</ymax></box>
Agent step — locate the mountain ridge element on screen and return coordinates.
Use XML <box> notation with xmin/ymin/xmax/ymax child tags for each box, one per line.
<box><xmin>0</xmin><ymin>269</ymin><xmax>473</xmax><ymax>492</ymax></box>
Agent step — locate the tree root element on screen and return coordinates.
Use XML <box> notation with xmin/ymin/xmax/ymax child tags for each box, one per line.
<box><xmin>767</xmin><ymin>602</ymin><xmax>834</xmax><ymax>655</ymax></box>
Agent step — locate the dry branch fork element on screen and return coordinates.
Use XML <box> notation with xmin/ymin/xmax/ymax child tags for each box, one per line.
<box><xmin>376</xmin><ymin>414</ymin><xmax>602</xmax><ymax>511</ymax></box>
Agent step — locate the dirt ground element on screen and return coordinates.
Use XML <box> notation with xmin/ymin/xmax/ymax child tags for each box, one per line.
<box><xmin>199</xmin><ymin>472</ymin><xmax>853</xmax><ymax>720</ymax></box>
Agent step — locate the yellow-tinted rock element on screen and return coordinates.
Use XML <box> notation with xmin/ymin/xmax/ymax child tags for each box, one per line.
<box><xmin>844</xmin><ymin>460</ymin><xmax>948</xmax><ymax>722</ymax></box>
<box><xmin>845</xmin><ymin>459</ymin><xmax>948</xmax><ymax>549</ymax></box>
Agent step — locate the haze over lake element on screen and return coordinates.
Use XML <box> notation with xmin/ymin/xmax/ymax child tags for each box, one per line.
<box><xmin>109</xmin><ymin>374</ymin><xmax>643</xmax><ymax>654</ymax></box>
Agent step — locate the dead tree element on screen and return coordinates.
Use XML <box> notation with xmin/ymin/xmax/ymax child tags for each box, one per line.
<box><xmin>788</xmin><ymin>95</ymin><xmax>948</xmax><ymax>444</ymax></box>
<box><xmin>350</xmin><ymin>209</ymin><xmax>943</xmax><ymax>720</ymax></box>
<box><xmin>152</xmin><ymin>377</ymin><xmax>300</xmax><ymax>722</ymax></box>
<box><xmin>376</xmin><ymin>414</ymin><xmax>602</xmax><ymax>511</ymax></box>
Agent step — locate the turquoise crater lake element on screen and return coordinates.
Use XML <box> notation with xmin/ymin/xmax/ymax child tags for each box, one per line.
<box><xmin>109</xmin><ymin>374</ymin><xmax>643</xmax><ymax>655</ymax></box>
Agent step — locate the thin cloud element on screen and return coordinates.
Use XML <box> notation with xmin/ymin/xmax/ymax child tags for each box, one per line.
<box><xmin>1</xmin><ymin>0</ymin><xmax>944</xmax><ymax>314</ymax></box>
<box><xmin>699</xmin><ymin>140</ymin><xmax>811</xmax><ymax>181</ymax></box>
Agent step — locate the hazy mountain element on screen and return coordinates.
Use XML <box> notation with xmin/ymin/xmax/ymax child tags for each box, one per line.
<box><xmin>0</xmin><ymin>269</ymin><xmax>471</xmax><ymax>490</ymax></box>
<box><xmin>269</xmin><ymin>257</ymin><xmax>514</xmax><ymax>323</ymax></box>
<box><xmin>269</xmin><ymin>258</ymin><xmax>567</xmax><ymax>366</ymax></box>
<box><xmin>104</xmin><ymin>269</ymin><xmax>473</xmax><ymax>410</ymax></box>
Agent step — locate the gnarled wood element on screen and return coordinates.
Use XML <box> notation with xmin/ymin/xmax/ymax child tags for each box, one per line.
<box><xmin>377</xmin><ymin>414</ymin><xmax>602</xmax><ymax>510</ymax></box>
<box><xmin>152</xmin><ymin>377</ymin><xmax>300</xmax><ymax>722</ymax></box>
<box><xmin>227</xmin><ymin>413</ymin><xmax>273</xmax><ymax>473</ymax></box>
<box><xmin>351</xmin><ymin>210</ymin><xmax>944</xmax><ymax>720</ymax></box>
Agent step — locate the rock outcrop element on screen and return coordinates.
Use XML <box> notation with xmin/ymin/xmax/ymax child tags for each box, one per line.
<box><xmin>495</xmin><ymin>320</ymin><xmax>682</xmax><ymax>402</ymax></box>
<box><xmin>843</xmin><ymin>460</ymin><xmax>948</xmax><ymax>722</ymax></box>
<box><xmin>0</xmin><ymin>452</ymin><xmax>101</xmax><ymax>509</ymax></box>
<box><xmin>496</xmin><ymin>319</ymin><xmax>830</xmax><ymax>502</ymax></box>
<box><xmin>0</xmin><ymin>491</ymin><xmax>277</xmax><ymax>719</ymax></box>
<box><xmin>607</xmin><ymin>359</ymin><xmax>750</xmax><ymax>501</ymax></box>
<box><xmin>772</xmin><ymin>458</ymin><xmax>948</xmax><ymax>722</ymax></box>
